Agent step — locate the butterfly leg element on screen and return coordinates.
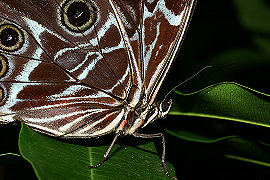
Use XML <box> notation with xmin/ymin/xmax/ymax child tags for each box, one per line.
<box><xmin>132</xmin><ymin>132</ymin><xmax>177</xmax><ymax>180</ymax></box>
<box><xmin>88</xmin><ymin>131</ymin><xmax>121</xmax><ymax>169</ymax></box>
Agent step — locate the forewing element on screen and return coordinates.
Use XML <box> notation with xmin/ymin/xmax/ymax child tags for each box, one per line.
<box><xmin>141</xmin><ymin>0</ymin><xmax>196</xmax><ymax>104</ymax></box>
<box><xmin>0</xmin><ymin>0</ymin><xmax>136</xmax><ymax>99</ymax></box>
<box><xmin>105</xmin><ymin>0</ymin><xmax>196</xmax><ymax>104</ymax></box>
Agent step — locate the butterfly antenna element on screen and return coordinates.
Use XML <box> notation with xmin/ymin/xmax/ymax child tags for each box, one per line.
<box><xmin>163</xmin><ymin>65</ymin><xmax>213</xmax><ymax>101</ymax></box>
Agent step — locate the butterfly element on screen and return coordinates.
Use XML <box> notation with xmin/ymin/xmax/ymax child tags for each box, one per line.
<box><xmin>0</xmin><ymin>0</ymin><xmax>196</xmax><ymax>179</ymax></box>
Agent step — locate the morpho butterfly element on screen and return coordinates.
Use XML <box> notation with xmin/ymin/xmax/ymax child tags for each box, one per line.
<box><xmin>0</xmin><ymin>0</ymin><xmax>196</xmax><ymax>179</ymax></box>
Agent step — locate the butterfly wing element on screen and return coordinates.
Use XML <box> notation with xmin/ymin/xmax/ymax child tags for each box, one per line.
<box><xmin>0</xmin><ymin>0</ymin><xmax>135</xmax><ymax>98</ymax></box>
<box><xmin>0</xmin><ymin>0</ymin><xmax>137</xmax><ymax>137</ymax></box>
<box><xmin>106</xmin><ymin>0</ymin><xmax>196</xmax><ymax>104</ymax></box>
<box><xmin>0</xmin><ymin>0</ymin><xmax>195</xmax><ymax>137</ymax></box>
<box><xmin>140</xmin><ymin>0</ymin><xmax>196</xmax><ymax>104</ymax></box>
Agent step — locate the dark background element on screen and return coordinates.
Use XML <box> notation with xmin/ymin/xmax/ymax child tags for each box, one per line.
<box><xmin>1</xmin><ymin>0</ymin><xmax>270</xmax><ymax>179</ymax></box>
<box><xmin>160</xmin><ymin>0</ymin><xmax>270</xmax><ymax>179</ymax></box>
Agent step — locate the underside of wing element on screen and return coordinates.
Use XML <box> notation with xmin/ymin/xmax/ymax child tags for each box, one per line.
<box><xmin>0</xmin><ymin>82</ymin><xmax>124</xmax><ymax>137</ymax></box>
<box><xmin>0</xmin><ymin>0</ymin><xmax>137</xmax><ymax>137</ymax></box>
<box><xmin>141</xmin><ymin>0</ymin><xmax>196</xmax><ymax>104</ymax></box>
<box><xmin>0</xmin><ymin>0</ymin><xmax>196</xmax><ymax>138</ymax></box>
<box><xmin>0</xmin><ymin>0</ymin><xmax>138</xmax><ymax>100</ymax></box>
<box><xmin>103</xmin><ymin>0</ymin><xmax>196</xmax><ymax>104</ymax></box>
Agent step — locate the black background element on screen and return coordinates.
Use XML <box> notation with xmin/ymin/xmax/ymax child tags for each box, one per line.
<box><xmin>1</xmin><ymin>0</ymin><xmax>270</xmax><ymax>179</ymax></box>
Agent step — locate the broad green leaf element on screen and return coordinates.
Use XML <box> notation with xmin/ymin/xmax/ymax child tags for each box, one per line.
<box><xmin>169</xmin><ymin>82</ymin><xmax>270</xmax><ymax>128</ymax></box>
<box><xmin>19</xmin><ymin>123</ymin><xmax>175</xmax><ymax>180</ymax></box>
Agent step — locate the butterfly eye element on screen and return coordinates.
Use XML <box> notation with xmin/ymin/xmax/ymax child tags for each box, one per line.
<box><xmin>62</xmin><ymin>0</ymin><xmax>96</xmax><ymax>32</ymax></box>
<box><xmin>0</xmin><ymin>86</ymin><xmax>3</xmax><ymax>103</ymax></box>
<box><xmin>159</xmin><ymin>99</ymin><xmax>173</xmax><ymax>119</ymax></box>
<box><xmin>0</xmin><ymin>24</ymin><xmax>24</xmax><ymax>52</ymax></box>
<box><xmin>0</xmin><ymin>55</ymin><xmax>8</xmax><ymax>78</ymax></box>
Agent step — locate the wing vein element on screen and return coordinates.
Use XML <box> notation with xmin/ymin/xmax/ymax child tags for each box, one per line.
<box><xmin>108</xmin><ymin>0</ymin><xmax>142</xmax><ymax>92</ymax></box>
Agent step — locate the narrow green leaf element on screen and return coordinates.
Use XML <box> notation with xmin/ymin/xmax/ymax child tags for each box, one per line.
<box><xmin>165</xmin><ymin>128</ymin><xmax>238</xmax><ymax>143</ymax></box>
<box><xmin>221</xmin><ymin>138</ymin><xmax>270</xmax><ymax>168</ymax></box>
<box><xmin>206</xmin><ymin>48</ymin><xmax>269</xmax><ymax>65</ymax></box>
<box><xmin>225</xmin><ymin>154</ymin><xmax>270</xmax><ymax>168</ymax></box>
<box><xmin>253</xmin><ymin>37</ymin><xmax>270</xmax><ymax>57</ymax></box>
<box><xmin>0</xmin><ymin>153</ymin><xmax>21</xmax><ymax>157</ymax></box>
<box><xmin>170</xmin><ymin>82</ymin><xmax>270</xmax><ymax>127</ymax></box>
<box><xmin>19</xmin><ymin>123</ymin><xmax>175</xmax><ymax>180</ymax></box>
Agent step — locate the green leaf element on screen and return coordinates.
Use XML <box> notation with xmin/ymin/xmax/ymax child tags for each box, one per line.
<box><xmin>0</xmin><ymin>152</ymin><xmax>22</xmax><ymax>165</ymax></box>
<box><xmin>165</xmin><ymin>128</ymin><xmax>239</xmax><ymax>144</ymax></box>
<box><xmin>233</xmin><ymin>0</ymin><xmax>270</xmax><ymax>33</ymax></box>
<box><xmin>18</xmin><ymin>123</ymin><xmax>175</xmax><ymax>180</ymax></box>
<box><xmin>0</xmin><ymin>153</ymin><xmax>21</xmax><ymax>157</ymax></box>
<box><xmin>253</xmin><ymin>37</ymin><xmax>270</xmax><ymax>57</ymax></box>
<box><xmin>170</xmin><ymin>82</ymin><xmax>270</xmax><ymax>127</ymax></box>
<box><xmin>225</xmin><ymin>154</ymin><xmax>270</xmax><ymax>168</ymax></box>
<box><xmin>206</xmin><ymin>48</ymin><xmax>269</xmax><ymax>66</ymax></box>
<box><xmin>233</xmin><ymin>0</ymin><xmax>270</xmax><ymax>57</ymax></box>
<box><xmin>222</xmin><ymin>138</ymin><xmax>270</xmax><ymax>168</ymax></box>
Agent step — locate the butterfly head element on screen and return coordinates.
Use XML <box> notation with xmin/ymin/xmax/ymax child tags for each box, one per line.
<box><xmin>158</xmin><ymin>99</ymin><xmax>173</xmax><ymax>119</ymax></box>
<box><xmin>118</xmin><ymin>98</ymin><xmax>173</xmax><ymax>135</ymax></box>
<box><xmin>140</xmin><ymin>99</ymin><xmax>172</xmax><ymax>129</ymax></box>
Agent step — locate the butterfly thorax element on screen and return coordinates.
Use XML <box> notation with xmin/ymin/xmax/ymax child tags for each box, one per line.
<box><xmin>116</xmin><ymin>98</ymin><xmax>172</xmax><ymax>135</ymax></box>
